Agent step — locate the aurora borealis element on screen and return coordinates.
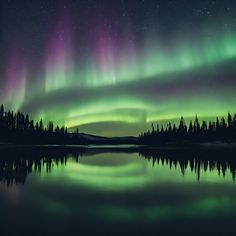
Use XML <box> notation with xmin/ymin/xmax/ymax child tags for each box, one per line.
<box><xmin>1</xmin><ymin>0</ymin><xmax>236</xmax><ymax>136</ymax></box>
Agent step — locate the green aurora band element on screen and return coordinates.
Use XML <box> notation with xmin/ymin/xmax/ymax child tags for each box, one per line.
<box><xmin>2</xmin><ymin>24</ymin><xmax>236</xmax><ymax>136</ymax></box>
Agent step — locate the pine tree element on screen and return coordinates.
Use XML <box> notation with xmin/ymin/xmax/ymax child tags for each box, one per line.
<box><xmin>178</xmin><ymin>116</ymin><xmax>186</xmax><ymax>133</ymax></box>
<box><xmin>188</xmin><ymin>121</ymin><xmax>194</xmax><ymax>133</ymax></box>
<box><xmin>0</xmin><ymin>104</ymin><xmax>4</xmax><ymax>119</ymax></box>
<box><xmin>216</xmin><ymin>117</ymin><xmax>220</xmax><ymax>131</ymax></box>
<box><xmin>39</xmin><ymin>119</ymin><xmax>44</xmax><ymax>131</ymax></box>
<box><xmin>194</xmin><ymin>115</ymin><xmax>200</xmax><ymax>133</ymax></box>
<box><xmin>228</xmin><ymin>113</ymin><xmax>233</xmax><ymax>128</ymax></box>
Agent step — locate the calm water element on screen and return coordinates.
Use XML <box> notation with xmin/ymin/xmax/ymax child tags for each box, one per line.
<box><xmin>0</xmin><ymin>146</ymin><xmax>236</xmax><ymax>235</ymax></box>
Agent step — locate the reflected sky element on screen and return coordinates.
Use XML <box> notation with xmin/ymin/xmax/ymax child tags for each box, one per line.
<box><xmin>34</xmin><ymin>153</ymin><xmax>235</xmax><ymax>192</ymax></box>
<box><xmin>1</xmin><ymin>151</ymin><xmax>236</xmax><ymax>235</ymax></box>
<box><xmin>0</xmin><ymin>152</ymin><xmax>236</xmax><ymax>235</ymax></box>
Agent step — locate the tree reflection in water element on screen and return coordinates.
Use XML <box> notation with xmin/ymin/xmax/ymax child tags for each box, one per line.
<box><xmin>0</xmin><ymin>146</ymin><xmax>236</xmax><ymax>186</ymax></box>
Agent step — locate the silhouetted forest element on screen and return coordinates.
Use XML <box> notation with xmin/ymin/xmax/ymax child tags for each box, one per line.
<box><xmin>0</xmin><ymin>146</ymin><xmax>235</xmax><ymax>186</ymax></box>
<box><xmin>139</xmin><ymin>114</ymin><xmax>236</xmax><ymax>145</ymax></box>
<box><xmin>0</xmin><ymin>104</ymin><xmax>89</xmax><ymax>144</ymax></box>
<box><xmin>1</xmin><ymin>104</ymin><xmax>236</xmax><ymax>145</ymax></box>
<box><xmin>0</xmin><ymin>104</ymin><xmax>137</xmax><ymax>145</ymax></box>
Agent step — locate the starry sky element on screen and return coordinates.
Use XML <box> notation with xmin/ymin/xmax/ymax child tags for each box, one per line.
<box><xmin>0</xmin><ymin>0</ymin><xmax>236</xmax><ymax>136</ymax></box>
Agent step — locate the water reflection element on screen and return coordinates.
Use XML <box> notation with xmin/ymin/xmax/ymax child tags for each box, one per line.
<box><xmin>0</xmin><ymin>146</ymin><xmax>236</xmax><ymax>186</ymax></box>
<box><xmin>1</xmin><ymin>146</ymin><xmax>236</xmax><ymax>235</ymax></box>
<box><xmin>140</xmin><ymin>148</ymin><xmax>236</xmax><ymax>181</ymax></box>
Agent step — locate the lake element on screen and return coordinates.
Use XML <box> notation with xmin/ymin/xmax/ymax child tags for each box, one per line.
<box><xmin>0</xmin><ymin>146</ymin><xmax>236</xmax><ymax>235</ymax></box>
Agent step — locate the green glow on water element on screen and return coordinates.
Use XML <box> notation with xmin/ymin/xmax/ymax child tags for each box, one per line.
<box><xmin>1</xmin><ymin>152</ymin><xmax>233</xmax><ymax>230</ymax></box>
<box><xmin>38</xmin><ymin>153</ymin><xmax>234</xmax><ymax>192</ymax></box>
<box><xmin>98</xmin><ymin>197</ymin><xmax>236</xmax><ymax>222</ymax></box>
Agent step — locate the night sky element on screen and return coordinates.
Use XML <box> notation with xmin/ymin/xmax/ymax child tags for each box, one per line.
<box><xmin>0</xmin><ymin>0</ymin><xmax>236</xmax><ymax>136</ymax></box>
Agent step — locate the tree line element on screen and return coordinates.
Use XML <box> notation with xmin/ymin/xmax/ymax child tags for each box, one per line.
<box><xmin>0</xmin><ymin>104</ymin><xmax>139</xmax><ymax>145</ymax></box>
<box><xmin>0</xmin><ymin>104</ymin><xmax>84</xmax><ymax>144</ymax></box>
<box><xmin>139</xmin><ymin>113</ymin><xmax>236</xmax><ymax>145</ymax></box>
<box><xmin>1</xmin><ymin>103</ymin><xmax>236</xmax><ymax>145</ymax></box>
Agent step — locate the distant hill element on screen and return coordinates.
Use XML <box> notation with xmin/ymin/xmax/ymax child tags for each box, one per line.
<box><xmin>78</xmin><ymin>132</ymin><xmax>138</xmax><ymax>145</ymax></box>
